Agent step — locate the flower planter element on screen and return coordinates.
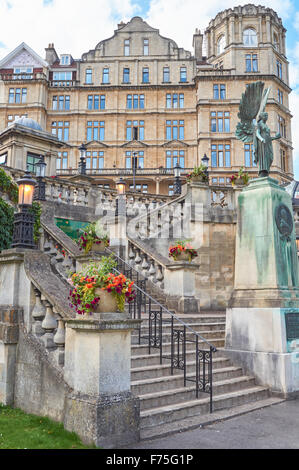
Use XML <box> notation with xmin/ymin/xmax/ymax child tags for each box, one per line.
<box><xmin>174</xmin><ymin>251</ymin><xmax>191</xmax><ymax>262</ymax></box>
<box><xmin>190</xmin><ymin>175</ymin><xmax>207</xmax><ymax>183</ymax></box>
<box><xmin>234</xmin><ymin>177</ymin><xmax>245</xmax><ymax>186</ymax></box>
<box><xmin>91</xmin><ymin>241</ymin><xmax>106</xmax><ymax>252</ymax></box>
<box><xmin>94</xmin><ymin>288</ymin><xmax>119</xmax><ymax>313</ymax></box>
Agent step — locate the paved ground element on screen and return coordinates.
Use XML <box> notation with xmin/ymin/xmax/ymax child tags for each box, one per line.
<box><xmin>125</xmin><ymin>400</ymin><xmax>299</xmax><ymax>449</ymax></box>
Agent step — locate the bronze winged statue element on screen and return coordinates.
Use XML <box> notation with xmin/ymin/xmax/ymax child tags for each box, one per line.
<box><xmin>236</xmin><ymin>81</ymin><xmax>281</xmax><ymax>177</ymax></box>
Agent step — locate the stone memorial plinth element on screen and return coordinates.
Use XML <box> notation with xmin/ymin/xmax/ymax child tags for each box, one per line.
<box><xmin>226</xmin><ymin>177</ymin><xmax>299</xmax><ymax>398</ymax></box>
<box><xmin>164</xmin><ymin>262</ymin><xmax>200</xmax><ymax>313</ymax></box>
<box><xmin>63</xmin><ymin>312</ymin><xmax>141</xmax><ymax>448</ymax></box>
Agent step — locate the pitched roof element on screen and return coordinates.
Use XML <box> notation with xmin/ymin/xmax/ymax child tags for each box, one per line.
<box><xmin>0</xmin><ymin>42</ymin><xmax>48</xmax><ymax>68</ymax></box>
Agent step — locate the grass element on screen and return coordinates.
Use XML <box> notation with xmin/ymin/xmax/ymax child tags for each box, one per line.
<box><xmin>0</xmin><ymin>404</ymin><xmax>98</xmax><ymax>449</ymax></box>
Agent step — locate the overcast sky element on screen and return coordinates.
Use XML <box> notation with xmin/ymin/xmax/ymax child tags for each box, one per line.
<box><xmin>0</xmin><ymin>0</ymin><xmax>298</xmax><ymax>178</ymax></box>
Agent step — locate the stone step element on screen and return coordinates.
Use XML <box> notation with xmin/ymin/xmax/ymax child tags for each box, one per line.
<box><xmin>131</xmin><ymin>355</ymin><xmax>230</xmax><ymax>381</ymax></box>
<box><xmin>131</xmin><ymin>344</ymin><xmax>223</xmax><ymax>367</ymax></box>
<box><xmin>131</xmin><ymin>364</ymin><xmax>239</xmax><ymax>394</ymax></box>
<box><xmin>140</xmin><ymin>397</ymin><xmax>285</xmax><ymax>441</ymax></box>
<box><xmin>140</xmin><ymin>386</ymin><xmax>270</xmax><ymax>429</ymax></box>
<box><xmin>131</xmin><ymin>329</ymin><xmax>225</xmax><ymax>346</ymax></box>
<box><xmin>132</xmin><ymin>324</ymin><xmax>226</xmax><ymax>336</ymax></box>
<box><xmin>137</xmin><ymin>314</ymin><xmax>226</xmax><ymax>325</ymax></box>
<box><xmin>131</xmin><ymin>338</ymin><xmax>224</xmax><ymax>357</ymax></box>
<box><xmin>138</xmin><ymin>376</ymin><xmax>257</xmax><ymax>411</ymax></box>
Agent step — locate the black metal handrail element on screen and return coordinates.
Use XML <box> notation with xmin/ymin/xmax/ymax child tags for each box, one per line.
<box><xmin>110</xmin><ymin>249</ymin><xmax>217</xmax><ymax>413</ymax></box>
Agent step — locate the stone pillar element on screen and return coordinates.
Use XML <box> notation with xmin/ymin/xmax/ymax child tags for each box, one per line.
<box><xmin>0</xmin><ymin>307</ymin><xmax>21</xmax><ymax>406</ymax></box>
<box><xmin>164</xmin><ymin>262</ymin><xmax>200</xmax><ymax>314</ymax></box>
<box><xmin>226</xmin><ymin>177</ymin><xmax>299</xmax><ymax>398</ymax></box>
<box><xmin>63</xmin><ymin>313</ymin><xmax>141</xmax><ymax>448</ymax></box>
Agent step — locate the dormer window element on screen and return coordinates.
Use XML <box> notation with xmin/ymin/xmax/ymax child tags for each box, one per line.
<box><xmin>243</xmin><ymin>28</ymin><xmax>257</xmax><ymax>46</ymax></box>
<box><xmin>60</xmin><ymin>55</ymin><xmax>71</xmax><ymax>65</ymax></box>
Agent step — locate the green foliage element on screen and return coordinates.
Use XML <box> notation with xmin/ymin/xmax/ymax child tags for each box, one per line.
<box><xmin>186</xmin><ymin>165</ymin><xmax>209</xmax><ymax>183</ymax></box>
<box><xmin>0</xmin><ymin>168</ymin><xmax>18</xmax><ymax>204</ymax></box>
<box><xmin>29</xmin><ymin>201</ymin><xmax>42</xmax><ymax>244</ymax></box>
<box><xmin>0</xmin><ymin>404</ymin><xmax>97</xmax><ymax>449</ymax></box>
<box><xmin>0</xmin><ymin>198</ymin><xmax>14</xmax><ymax>251</ymax></box>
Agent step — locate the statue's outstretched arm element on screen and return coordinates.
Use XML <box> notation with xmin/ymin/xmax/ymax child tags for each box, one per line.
<box><xmin>272</xmin><ymin>132</ymin><xmax>281</xmax><ymax>141</ymax></box>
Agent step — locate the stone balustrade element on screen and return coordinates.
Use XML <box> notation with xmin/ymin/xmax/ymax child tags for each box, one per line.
<box><xmin>30</xmin><ymin>284</ymin><xmax>66</xmax><ymax>367</ymax></box>
<box><xmin>128</xmin><ymin>239</ymin><xmax>167</xmax><ymax>290</ymax></box>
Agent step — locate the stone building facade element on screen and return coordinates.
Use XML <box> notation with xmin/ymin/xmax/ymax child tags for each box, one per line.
<box><xmin>0</xmin><ymin>5</ymin><xmax>293</xmax><ymax>194</ymax></box>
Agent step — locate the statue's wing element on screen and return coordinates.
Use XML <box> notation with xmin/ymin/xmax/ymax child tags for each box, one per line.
<box><xmin>256</xmin><ymin>87</ymin><xmax>271</xmax><ymax>123</ymax></box>
<box><xmin>236</xmin><ymin>81</ymin><xmax>265</xmax><ymax>143</ymax></box>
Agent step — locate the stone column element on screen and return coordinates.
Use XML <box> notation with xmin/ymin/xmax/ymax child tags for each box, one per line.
<box><xmin>226</xmin><ymin>177</ymin><xmax>299</xmax><ymax>398</ymax></box>
<box><xmin>63</xmin><ymin>313</ymin><xmax>141</xmax><ymax>448</ymax></box>
<box><xmin>164</xmin><ymin>262</ymin><xmax>200</xmax><ymax>314</ymax></box>
<box><xmin>0</xmin><ymin>307</ymin><xmax>21</xmax><ymax>406</ymax></box>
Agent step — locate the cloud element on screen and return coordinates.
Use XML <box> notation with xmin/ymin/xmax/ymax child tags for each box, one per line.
<box><xmin>0</xmin><ymin>0</ymin><xmax>138</xmax><ymax>59</ymax></box>
<box><xmin>145</xmin><ymin>0</ymin><xmax>294</xmax><ymax>52</ymax></box>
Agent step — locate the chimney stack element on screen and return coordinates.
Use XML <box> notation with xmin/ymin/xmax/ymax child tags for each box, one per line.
<box><xmin>193</xmin><ymin>29</ymin><xmax>203</xmax><ymax>62</ymax></box>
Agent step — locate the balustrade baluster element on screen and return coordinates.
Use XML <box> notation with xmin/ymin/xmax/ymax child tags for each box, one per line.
<box><xmin>41</xmin><ymin>302</ymin><xmax>58</xmax><ymax>349</ymax></box>
<box><xmin>31</xmin><ymin>288</ymin><xmax>46</xmax><ymax>337</ymax></box>
<box><xmin>54</xmin><ymin>320</ymin><xmax>66</xmax><ymax>366</ymax></box>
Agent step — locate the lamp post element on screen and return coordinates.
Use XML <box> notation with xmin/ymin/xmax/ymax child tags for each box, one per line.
<box><xmin>11</xmin><ymin>170</ymin><xmax>37</xmax><ymax>249</ymax></box>
<box><xmin>78</xmin><ymin>143</ymin><xmax>87</xmax><ymax>175</ymax></box>
<box><xmin>34</xmin><ymin>157</ymin><xmax>47</xmax><ymax>201</ymax></box>
<box><xmin>174</xmin><ymin>162</ymin><xmax>182</xmax><ymax>195</ymax></box>
<box><xmin>201</xmin><ymin>154</ymin><xmax>210</xmax><ymax>179</ymax></box>
<box><xmin>115</xmin><ymin>177</ymin><xmax>127</xmax><ymax>217</ymax></box>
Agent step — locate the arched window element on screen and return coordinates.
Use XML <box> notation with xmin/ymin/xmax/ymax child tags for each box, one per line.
<box><xmin>243</xmin><ymin>28</ymin><xmax>257</xmax><ymax>46</ymax></box>
<box><xmin>217</xmin><ymin>35</ymin><xmax>226</xmax><ymax>55</ymax></box>
<box><xmin>273</xmin><ymin>33</ymin><xmax>279</xmax><ymax>52</ymax></box>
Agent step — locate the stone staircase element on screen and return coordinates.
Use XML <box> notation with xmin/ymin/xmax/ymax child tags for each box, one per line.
<box><xmin>130</xmin><ymin>312</ymin><xmax>283</xmax><ymax>441</ymax></box>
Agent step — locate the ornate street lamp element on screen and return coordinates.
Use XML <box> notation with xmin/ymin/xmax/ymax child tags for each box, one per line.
<box><xmin>34</xmin><ymin>157</ymin><xmax>47</xmax><ymax>201</ymax></box>
<box><xmin>201</xmin><ymin>154</ymin><xmax>210</xmax><ymax>178</ymax></box>
<box><xmin>116</xmin><ymin>177</ymin><xmax>127</xmax><ymax>216</ymax></box>
<box><xmin>174</xmin><ymin>162</ymin><xmax>182</xmax><ymax>195</ymax></box>
<box><xmin>78</xmin><ymin>143</ymin><xmax>87</xmax><ymax>175</ymax></box>
<box><xmin>11</xmin><ymin>170</ymin><xmax>37</xmax><ymax>249</ymax></box>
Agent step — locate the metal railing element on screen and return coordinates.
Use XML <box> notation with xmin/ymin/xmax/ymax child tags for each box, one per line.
<box><xmin>110</xmin><ymin>249</ymin><xmax>217</xmax><ymax>413</ymax></box>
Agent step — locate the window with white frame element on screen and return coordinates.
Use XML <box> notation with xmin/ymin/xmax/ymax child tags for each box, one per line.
<box><xmin>9</xmin><ymin>88</ymin><xmax>27</xmax><ymax>104</ymax></box>
<box><xmin>166</xmin><ymin>120</ymin><xmax>184</xmax><ymax>140</ymax></box>
<box><xmin>166</xmin><ymin>93</ymin><xmax>184</xmax><ymax>109</ymax></box>
<box><xmin>52</xmin><ymin>121</ymin><xmax>70</xmax><ymax>141</ymax></box>
<box><xmin>211</xmin><ymin>143</ymin><xmax>231</xmax><ymax>167</ymax></box>
<box><xmin>102</xmin><ymin>68</ymin><xmax>109</xmax><ymax>84</ymax></box>
<box><xmin>166</xmin><ymin>150</ymin><xmax>185</xmax><ymax>168</ymax></box>
<box><xmin>143</xmin><ymin>39</ymin><xmax>149</xmax><ymax>55</ymax></box>
<box><xmin>217</xmin><ymin>35</ymin><xmax>226</xmax><ymax>54</ymax></box>
<box><xmin>56</xmin><ymin>151</ymin><xmax>68</xmax><ymax>170</ymax></box>
<box><xmin>124</xmin><ymin>39</ymin><xmax>130</xmax><ymax>56</ymax></box>
<box><xmin>86</xmin><ymin>151</ymin><xmax>104</xmax><ymax>170</ymax></box>
<box><xmin>243</xmin><ymin>28</ymin><xmax>257</xmax><ymax>46</ymax></box>
<box><xmin>86</xmin><ymin>121</ymin><xmax>105</xmax><ymax>141</ymax></box>
<box><xmin>125</xmin><ymin>151</ymin><xmax>144</xmax><ymax>169</ymax></box>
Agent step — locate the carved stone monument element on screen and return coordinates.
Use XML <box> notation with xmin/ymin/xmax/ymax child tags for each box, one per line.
<box><xmin>225</xmin><ymin>85</ymin><xmax>299</xmax><ymax>398</ymax></box>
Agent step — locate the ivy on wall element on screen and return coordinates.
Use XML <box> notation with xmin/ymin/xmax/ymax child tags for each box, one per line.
<box><xmin>0</xmin><ymin>198</ymin><xmax>14</xmax><ymax>251</ymax></box>
<box><xmin>0</xmin><ymin>168</ymin><xmax>18</xmax><ymax>204</ymax></box>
